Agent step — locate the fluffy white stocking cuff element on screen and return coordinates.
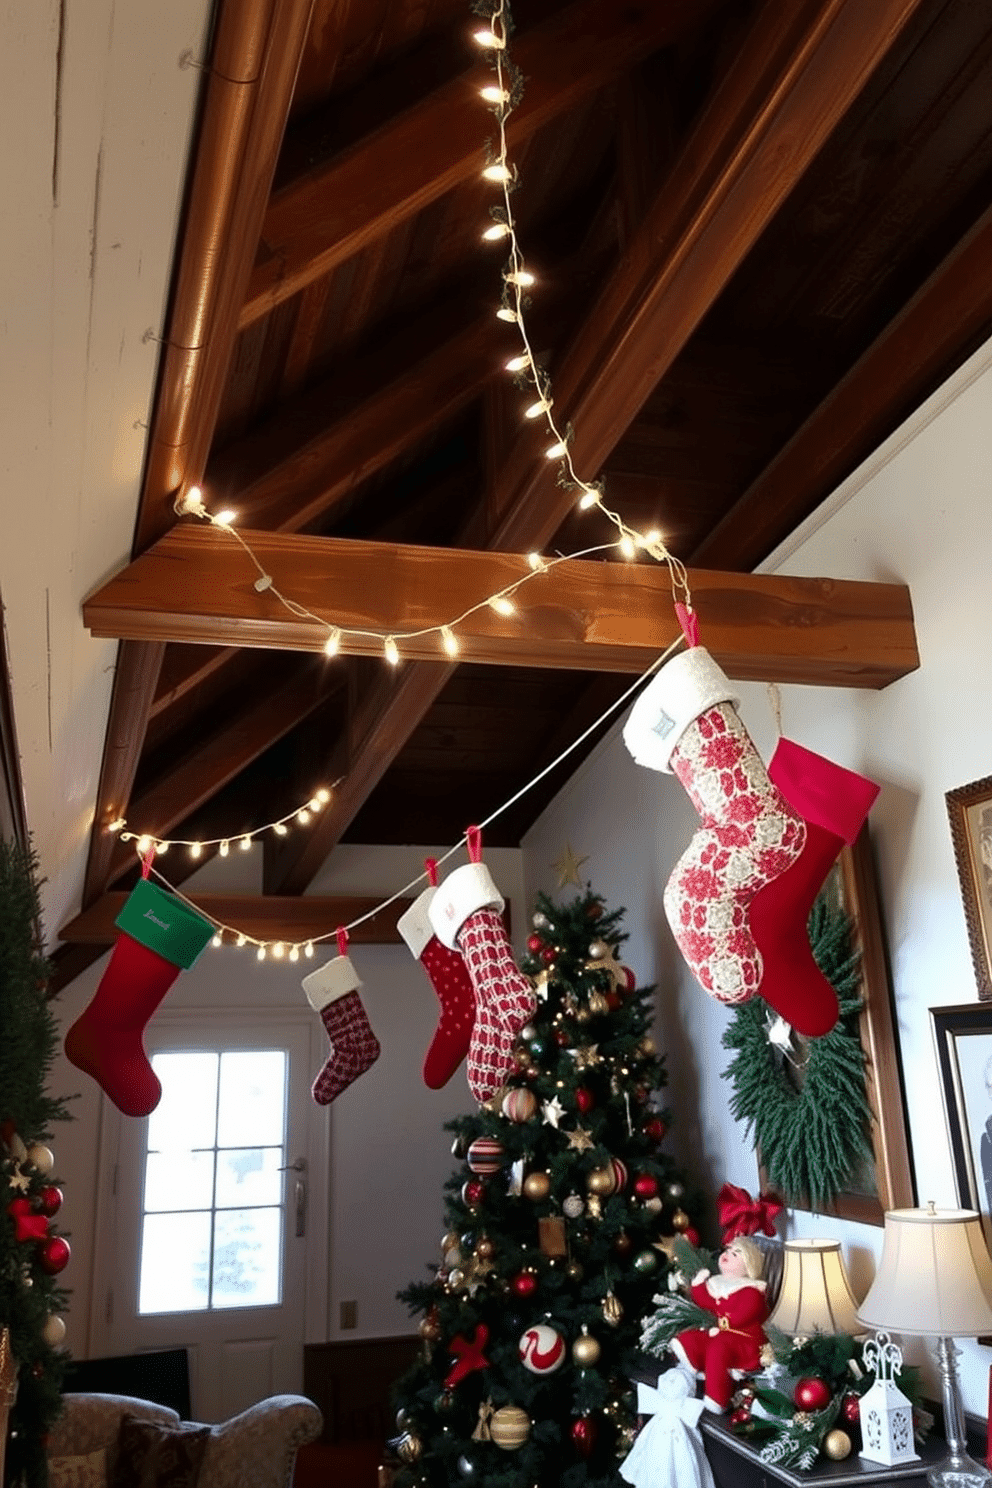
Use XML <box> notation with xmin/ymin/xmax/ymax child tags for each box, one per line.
<box><xmin>397</xmin><ymin>884</ymin><xmax>438</xmax><ymax>960</ymax></box>
<box><xmin>302</xmin><ymin>954</ymin><xmax>362</xmax><ymax>1012</ymax></box>
<box><xmin>622</xmin><ymin>647</ymin><xmax>738</xmax><ymax>773</ymax></box>
<box><xmin>428</xmin><ymin>862</ymin><xmax>505</xmax><ymax>949</ymax></box>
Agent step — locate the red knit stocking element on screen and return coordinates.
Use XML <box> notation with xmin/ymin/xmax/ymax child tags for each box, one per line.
<box><xmin>303</xmin><ymin>946</ymin><xmax>380</xmax><ymax>1105</ymax></box>
<box><xmin>398</xmin><ymin>881</ymin><xmax>476</xmax><ymax>1090</ymax></box>
<box><xmin>458</xmin><ymin>909</ymin><xmax>537</xmax><ymax>1106</ymax></box>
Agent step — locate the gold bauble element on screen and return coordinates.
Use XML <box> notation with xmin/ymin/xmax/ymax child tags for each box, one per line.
<box><xmin>476</xmin><ymin>1235</ymin><xmax>495</xmax><ymax>1260</ymax></box>
<box><xmin>490</xmin><ymin>1405</ymin><xmax>531</xmax><ymax>1451</ymax></box>
<box><xmin>419</xmin><ymin>1314</ymin><xmax>441</xmax><ymax>1341</ymax></box>
<box><xmin>822</xmin><ymin>1430</ymin><xmax>852</xmax><ymax>1461</ymax></box>
<box><xmin>448</xmin><ymin>1267</ymin><xmax>466</xmax><ymax>1289</ymax></box>
<box><xmin>586</xmin><ymin>1166</ymin><xmax>616</xmax><ymax>1196</ymax></box>
<box><xmin>397</xmin><ymin>1433</ymin><xmax>423</xmax><ymax>1463</ymax></box>
<box><xmin>572</xmin><ymin>1327</ymin><xmax>601</xmax><ymax>1367</ymax></box>
<box><xmin>671</xmin><ymin>1208</ymin><xmax>690</xmax><ymax>1232</ymax></box>
<box><xmin>441</xmin><ymin>1230</ymin><xmax>459</xmax><ymax>1253</ymax></box>
<box><xmin>587</xmin><ymin>991</ymin><xmax>609</xmax><ymax>1015</ymax></box>
<box><xmin>523</xmin><ymin>1170</ymin><xmax>552</xmax><ymax>1201</ymax></box>
<box><xmin>602</xmin><ymin>1291</ymin><xmax>623</xmax><ymax>1326</ymax></box>
<box><xmin>640</xmin><ymin>1037</ymin><xmax>656</xmax><ymax>1056</ymax></box>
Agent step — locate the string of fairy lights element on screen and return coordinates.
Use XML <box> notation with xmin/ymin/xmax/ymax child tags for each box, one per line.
<box><xmin>128</xmin><ymin>0</ymin><xmax>693</xmax><ymax>959</ymax></box>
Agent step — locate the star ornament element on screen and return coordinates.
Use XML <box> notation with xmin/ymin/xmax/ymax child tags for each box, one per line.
<box><xmin>552</xmin><ymin>842</ymin><xmax>589</xmax><ymax>888</ymax></box>
<box><xmin>567</xmin><ymin>1126</ymin><xmax>594</xmax><ymax>1152</ymax></box>
<box><xmin>570</xmin><ymin>1043</ymin><xmax>601</xmax><ymax>1070</ymax></box>
<box><xmin>541</xmin><ymin>1096</ymin><xmax>565</xmax><ymax>1128</ymax></box>
<box><xmin>530</xmin><ymin>968</ymin><xmax>553</xmax><ymax>1000</ymax></box>
<box><xmin>584</xmin><ymin>943</ymin><xmax>627</xmax><ymax>992</ymax></box>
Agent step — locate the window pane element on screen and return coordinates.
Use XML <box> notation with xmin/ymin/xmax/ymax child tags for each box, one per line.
<box><xmin>144</xmin><ymin>1149</ymin><xmax>215</xmax><ymax>1212</ymax></box>
<box><xmin>138</xmin><ymin>1211</ymin><xmax>211</xmax><ymax>1314</ymax></box>
<box><xmin>215</xmin><ymin>1147</ymin><xmax>282</xmax><ymax>1208</ymax></box>
<box><xmin>217</xmin><ymin>1051</ymin><xmax>285</xmax><ymax>1148</ymax></box>
<box><xmin>149</xmin><ymin>1053</ymin><xmax>218</xmax><ymax>1150</ymax></box>
<box><xmin>211</xmin><ymin>1208</ymin><xmax>281</xmax><ymax>1308</ymax></box>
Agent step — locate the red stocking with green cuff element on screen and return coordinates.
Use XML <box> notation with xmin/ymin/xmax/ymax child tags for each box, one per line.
<box><xmin>748</xmin><ymin>738</ymin><xmax>880</xmax><ymax>1035</ymax></box>
<box><xmin>64</xmin><ymin>876</ymin><xmax>215</xmax><ymax>1117</ymax></box>
<box><xmin>398</xmin><ymin>860</ymin><xmax>476</xmax><ymax>1090</ymax></box>
<box><xmin>303</xmin><ymin>930</ymin><xmax>381</xmax><ymax>1104</ymax></box>
<box><xmin>428</xmin><ymin>833</ymin><xmax>536</xmax><ymax>1106</ymax></box>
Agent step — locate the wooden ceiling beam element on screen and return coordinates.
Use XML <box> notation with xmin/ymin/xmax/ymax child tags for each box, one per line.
<box><xmin>691</xmin><ymin>200</ymin><xmax>992</xmax><ymax>571</ymax></box>
<box><xmin>59</xmin><ymin>893</ymin><xmax>414</xmax><ymax>948</ymax></box>
<box><xmin>474</xmin><ymin>0</ymin><xmax>929</xmax><ymax>555</ymax></box>
<box><xmin>82</xmin><ymin>525</ymin><xmax>918</xmax><ymax>688</ymax></box>
<box><xmin>101</xmin><ymin>660</ymin><xmax>344</xmax><ymax>889</ymax></box>
<box><xmin>240</xmin><ymin>0</ymin><xmax>717</xmax><ymax>329</ymax></box>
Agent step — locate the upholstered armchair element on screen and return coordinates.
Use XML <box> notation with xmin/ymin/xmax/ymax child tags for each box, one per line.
<box><xmin>47</xmin><ymin>1391</ymin><xmax>322</xmax><ymax>1488</ymax></box>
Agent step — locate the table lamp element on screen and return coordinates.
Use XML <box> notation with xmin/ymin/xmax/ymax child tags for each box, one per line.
<box><xmin>767</xmin><ymin>1237</ymin><xmax>863</xmax><ymax>1336</ymax></box>
<box><xmin>857</xmin><ymin>1204</ymin><xmax>992</xmax><ymax>1488</ymax></box>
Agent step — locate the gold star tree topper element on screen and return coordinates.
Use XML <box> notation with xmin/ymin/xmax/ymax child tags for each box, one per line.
<box><xmin>552</xmin><ymin>842</ymin><xmax>589</xmax><ymax>888</ymax></box>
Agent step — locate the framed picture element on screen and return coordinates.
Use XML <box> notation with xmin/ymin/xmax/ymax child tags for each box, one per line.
<box><xmin>931</xmin><ymin>1003</ymin><xmax>992</xmax><ymax>1251</ymax></box>
<box><xmin>759</xmin><ymin>827</ymin><xmax>916</xmax><ymax>1226</ymax></box>
<box><xmin>946</xmin><ymin>776</ymin><xmax>992</xmax><ymax>1000</ymax></box>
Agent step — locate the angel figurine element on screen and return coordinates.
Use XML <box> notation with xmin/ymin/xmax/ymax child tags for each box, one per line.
<box><xmin>619</xmin><ymin>1367</ymin><xmax>716</xmax><ymax>1488</ymax></box>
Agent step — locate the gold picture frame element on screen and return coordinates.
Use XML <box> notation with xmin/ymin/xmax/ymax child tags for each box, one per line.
<box><xmin>946</xmin><ymin>775</ymin><xmax>992</xmax><ymax>1001</ymax></box>
<box><xmin>760</xmin><ymin>827</ymin><xmax>916</xmax><ymax>1226</ymax></box>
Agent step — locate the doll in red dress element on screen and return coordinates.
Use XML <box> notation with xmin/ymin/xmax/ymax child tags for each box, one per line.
<box><xmin>670</xmin><ymin>1236</ymin><xmax>769</xmax><ymax>1412</ymax></box>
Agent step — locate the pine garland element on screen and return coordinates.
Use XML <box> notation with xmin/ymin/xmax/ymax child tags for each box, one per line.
<box><xmin>720</xmin><ymin>897</ymin><xmax>872</xmax><ymax>1210</ymax></box>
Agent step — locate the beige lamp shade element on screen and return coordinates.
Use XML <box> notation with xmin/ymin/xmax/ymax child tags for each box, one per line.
<box><xmin>857</xmin><ymin>1207</ymin><xmax>992</xmax><ymax>1338</ymax></box>
<box><xmin>768</xmin><ymin>1238</ymin><xmax>863</xmax><ymax>1336</ymax></box>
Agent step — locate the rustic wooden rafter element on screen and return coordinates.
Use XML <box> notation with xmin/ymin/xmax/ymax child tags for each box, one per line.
<box><xmin>240</xmin><ymin>0</ymin><xmax>720</xmax><ymax>328</ymax></box>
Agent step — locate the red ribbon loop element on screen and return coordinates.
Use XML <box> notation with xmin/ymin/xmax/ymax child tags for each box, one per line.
<box><xmin>466</xmin><ymin>825</ymin><xmax>482</xmax><ymax>864</ymax></box>
<box><xmin>674</xmin><ymin>602</ymin><xmax>699</xmax><ymax>648</ymax></box>
<box><xmin>425</xmin><ymin>857</ymin><xmax>439</xmax><ymax>887</ymax></box>
<box><xmin>335</xmin><ymin>926</ymin><xmax>349</xmax><ymax>959</ymax></box>
<box><xmin>140</xmin><ymin>845</ymin><xmax>156</xmax><ymax>880</ymax></box>
<box><xmin>717</xmin><ymin>1182</ymin><xmax>782</xmax><ymax>1243</ymax></box>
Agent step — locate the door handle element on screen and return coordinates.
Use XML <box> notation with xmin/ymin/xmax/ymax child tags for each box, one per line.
<box><xmin>279</xmin><ymin>1157</ymin><xmax>307</xmax><ymax>1173</ymax></box>
<box><xmin>294</xmin><ymin>1177</ymin><xmax>307</xmax><ymax>1238</ymax></box>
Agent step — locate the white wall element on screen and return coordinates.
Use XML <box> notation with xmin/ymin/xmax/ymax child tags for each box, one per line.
<box><xmin>49</xmin><ymin>843</ymin><xmax>524</xmax><ymax>1355</ymax></box>
<box><xmin>521</xmin><ymin>336</ymin><xmax>992</xmax><ymax>1415</ymax></box>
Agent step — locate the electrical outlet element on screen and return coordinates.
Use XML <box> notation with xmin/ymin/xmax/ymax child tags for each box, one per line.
<box><xmin>340</xmin><ymin>1299</ymin><xmax>357</xmax><ymax>1330</ymax></box>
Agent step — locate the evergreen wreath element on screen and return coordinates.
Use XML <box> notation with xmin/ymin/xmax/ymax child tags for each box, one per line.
<box><xmin>721</xmin><ymin>895</ymin><xmax>873</xmax><ymax>1210</ymax></box>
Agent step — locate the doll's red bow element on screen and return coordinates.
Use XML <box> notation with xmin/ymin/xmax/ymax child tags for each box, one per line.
<box><xmin>717</xmin><ymin>1182</ymin><xmax>782</xmax><ymax>1242</ymax></box>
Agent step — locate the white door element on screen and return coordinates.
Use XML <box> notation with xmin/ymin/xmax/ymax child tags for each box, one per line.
<box><xmin>90</xmin><ymin>1010</ymin><xmax>328</xmax><ymax>1422</ymax></box>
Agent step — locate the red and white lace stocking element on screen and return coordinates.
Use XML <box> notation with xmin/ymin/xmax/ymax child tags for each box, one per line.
<box><xmin>303</xmin><ymin>930</ymin><xmax>381</xmax><ymax>1104</ymax></box>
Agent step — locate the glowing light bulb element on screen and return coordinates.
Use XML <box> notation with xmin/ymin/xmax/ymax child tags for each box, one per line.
<box><xmin>473</xmin><ymin>27</ymin><xmax>505</xmax><ymax>48</ymax></box>
<box><xmin>257</xmin><ymin>945</ymin><xmax>267</xmax><ymax>961</ymax></box>
<box><xmin>505</xmin><ymin>354</ymin><xmax>529</xmax><ymax>372</ymax></box>
<box><xmin>483</xmin><ymin>223</ymin><xmax>510</xmax><ymax>241</ymax></box>
<box><xmin>212</xmin><ymin>933</ymin><xmax>223</xmax><ymax>948</ymax></box>
<box><xmin>525</xmin><ymin>399</ymin><xmax>550</xmax><ymax>419</ymax></box>
<box><xmin>527</xmin><ymin>552</ymin><xmax>546</xmax><ymax>571</ymax></box>
<box><xmin>108</xmin><ymin>817</ymin><xmax>126</xmax><ymax>834</ymax></box>
<box><xmin>441</xmin><ymin>626</ymin><xmax>459</xmax><ymax>657</ymax></box>
<box><xmin>213</xmin><ymin>509</ymin><xmax>236</xmax><ymax>526</ymax></box>
<box><xmin>273</xmin><ymin>942</ymin><xmax>285</xmax><ymax>959</ymax></box>
<box><xmin>545</xmin><ymin>441</ymin><xmax>567</xmax><ymax>459</ymax></box>
<box><xmin>305</xmin><ymin>942</ymin><xmax>315</xmax><ymax>958</ymax></box>
<box><xmin>136</xmin><ymin>835</ymin><xmax>152</xmax><ymax>855</ymax></box>
<box><xmin>579</xmin><ymin>490</ymin><xmax>599</xmax><ymax>510</ymax></box>
<box><xmin>240</xmin><ymin>835</ymin><xmax>253</xmax><ymax>851</ymax></box>
<box><xmin>274</xmin><ymin>822</ymin><xmax>289</xmax><ymax>836</ymax></box>
<box><xmin>219</xmin><ymin>840</ymin><xmax>229</xmax><ymax>856</ymax></box>
<box><xmin>497</xmin><ymin>307</ymin><xmax>518</xmax><ymax>322</ymax></box>
<box><xmin>645</xmin><ymin>528</ymin><xmax>662</xmax><ymax>546</ymax></box>
<box><xmin>190</xmin><ymin>841</ymin><xmax>203</xmax><ymax>858</ymax></box>
<box><xmin>289</xmin><ymin>946</ymin><xmax>300</xmax><ymax>963</ymax></box>
<box><xmin>490</xmin><ymin>594</ymin><xmax>516</xmax><ymax>616</ymax></box>
<box><xmin>479</xmin><ymin>85</ymin><xmax>509</xmax><ymax>103</ymax></box>
<box><xmin>323</xmin><ymin>627</ymin><xmax>341</xmax><ymax>657</ymax></box>
<box><xmin>236</xmin><ymin>934</ymin><xmax>247</xmax><ymax>948</ymax></box>
<box><xmin>483</xmin><ymin>164</ymin><xmax>511</xmax><ymax>184</ymax></box>
<box><xmin>181</xmin><ymin>485</ymin><xmax>204</xmax><ymax>514</ymax></box>
<box><xmin>506</xmin><ymin>270</ymin><xmax>534</xmax><ymax>287</ymax></box>
<box><xmin>297</xmin><ymin>809</ymin><xmax>311</xmax><ymax>825</ymax></box>
<box><xmin>155</xmin><ymin>841</ymin><xmax>170</xmax><ymax>855</ymax></box>
<box><xmin>619</xmin><ymin>534</ymin><xmax>637</xmax><ymax>560</ymax></box>
<box><xmin>315</xmin><ymin>787</ymin><xmax>331</xmax><ymax>804</ymax></box>
<box><xmin>384</xmin><ymin>636</ymin><xmax>400</xmax><ymax>666</ymax></box>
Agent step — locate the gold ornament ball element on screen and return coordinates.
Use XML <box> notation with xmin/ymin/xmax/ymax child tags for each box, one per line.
<box><xmin>588</xmin><ymin>939</ymin><xmax>608</xmax><ymax>959</ymax></box>
<box><xmin>572</xmin><ymin>1328</ymin><xmax>601</xmax><ymax>1367</ymax></box>
<box><xmin>490</xmin><ymin>1405</ymin><xmax>531</xmax><ymax>1451</ymax></box>
<box><xmin>587</xmin><ymin>991</ymin><xmax>609</xmax><ymax>1015</ymax></box>
<box><xmin>42</xmin><ymin>1314</ymin><xmax>66</xmax><ymax>1347</ymax></box>
<box><xmin>576</xmin><ymin>1005</ymin><xmax>591</xmax><ymax>1024</ymax></box>
<box><xmin>27</xmin><ymin>1144</ymin><xmax>54</xmax><ymax>1174</ymax></box>
<box><xmin>640</xmin><ymin>1037</ymin><xmax>656</xmax><ymax>1056</ymax></box>
<box><xmin>476</xmin><ymin>1235</ymin><xmax>495</xmax><ymax>1260</ymax></box>
<box><xmin>823</xmin><ymin>1430</ymin><xmax>852</xmax><ymax>1461</ymax></box>
<box><xmin>397</xmin><ymin>1433</ymin><xmax>423</xmax><ymax>1463</ymax></box>
<box><xmin>586</xmin><ymin>1165</ymin><xmax>616</xmax><ymax>1197</ymax></box>
<box><xmin>523</xmin><ymin>1171</ymin><xmax>551</xmax><ymax>1202</ymax></box>
<box><xmin>602</xmin><ymin>1292</ymin><xmax>623</xmax><ymax>1326</ymax></box>
<box><xmin>671</xmin><ymin>1207</ymin><xmax>691</xmax><ymax>1232</ymax></box>
<box><xmin>419</xmin><ymin>1315</ymin><xmax>441</xmax><ymax>1341</ymax></box>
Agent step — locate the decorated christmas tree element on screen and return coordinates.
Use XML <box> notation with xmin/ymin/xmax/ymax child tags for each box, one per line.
<box><xmin>0</xmin><ymin>841</ymin><xmax>72</xmax><ymax>1488</ymax></box>
<box><xmin>392</xmin><ymin>883</ymin><xmax>703</xmax><ymax>1488</ymax></box>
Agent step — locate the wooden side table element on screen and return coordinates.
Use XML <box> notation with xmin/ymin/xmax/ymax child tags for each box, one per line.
<box><xmin>700</xmin><ymin>1414</ymin><xmax>944</xmax><ymax>1488</ymax></box>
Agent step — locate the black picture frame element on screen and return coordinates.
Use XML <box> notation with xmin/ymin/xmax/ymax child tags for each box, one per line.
<box><xmin>931</xmin><ymin>1002</ymin><xmax>992</xmax><ymax>1251</ymax></box>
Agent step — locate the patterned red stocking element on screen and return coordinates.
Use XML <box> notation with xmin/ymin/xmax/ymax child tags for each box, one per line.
<box><xmin>398</xmin><ymin>880</ymin><xmax>476</xmax><ymax>1089</ymax></box>
<box><xmin>303</xmin><ymin>942</ymin><xmax>381</xmax><ymax>1104</ymax></box>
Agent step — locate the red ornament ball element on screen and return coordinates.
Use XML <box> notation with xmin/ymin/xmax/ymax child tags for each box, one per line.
<box><xmin>575</xmin><ymin>1088</ymin><xmax>594</xmax><ymax>1114</ymax></box>
<box><xmin>729</xmin><ymin>1407</ymin><xmax>751</xmax><ymax>1427</ymax></box>
<box><xmin>571</xmin><ymin>1416</ymin><xmax>597</xmax><ymax>1458</ymax></box>
<box><xmin>586</xmin><ymin>900</ymin><xmax>603</xmax><ymax>919</ymax></box>
<box><xmin>605</xmin><ymin>992</ymin><xmax>623</xmax><ymax>1010</ymax></box>
<box><xmin>540</xmin><ymin>946</ymin><xmax>556</xmax><ymax>965</ymax></box>
<box><xmin>466</xmin><ymin>1138</ymin><xmax>505</xmax><ymax>1175</ymax></box>
<box><xmin>526</xmin><ymin>934</ymin><xmax>544</xmax><ymax>953</ymax></box>
<box><xmin>38</xmin><ymin>1186</ymin><xmax>63</xmax><ymax>1217</ymax></box>
<box><xmin>643</xmin><ymin>1117</ymin><xmax>667</xmax><ymax>1143</ymax></box>
<box><xmin>510</xmin><ymin>1271</ymin><xmax>538</xmax><ymax>1299</ymax></box>
<box><xmin>621</xmin><ymin>966</ymin><xmax>637</xmax><ymax>993</ymax></box>
<box><xmin>518</xmin><ymin>1324</ymin><xmax>566</xmax><ymax>1374</ymax></box>
<box><xmin>684</xmin><ymin>1226</ymin><xmax>700</xmax><ymax>1245</ymax></box>
<box><xmin>841</xmin><ymin>1393</ymin><xmax>861</xmax><ymax>1425</ymax></box>
<box><xmin>461</xmin><ymin>1178</ymin><xmax>486</xmax><ymax>1208</ymax></box>
<box><xmin>632</xmin><ymin>1173</ymin><xmax>659</xmax><ymax>1200</ymax></box>
<box><xmin>38</xmin><ymin>1236</ymin><xmax>70</xmax><ymax>1275</ymax></box>
<box><xmin>554</xmin><ymin>1029</ymin><xmax>570</xmax><ymax>1047</ymax></box>
<box><xmin>610</xmin><ymin>1158</ymin><xmax>628</xmax><ymax>1193</ymax></box>
<box><xmin>794</xmin><ymin>1377</ymin><xmax>832</xmax><ymax>1412</ymax></box>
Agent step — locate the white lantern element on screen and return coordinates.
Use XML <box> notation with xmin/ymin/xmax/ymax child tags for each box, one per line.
<box><xmin>858</xmin><ymin>1332</ymin><xmax>920</xmax><ymax>1468</ymax></box>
